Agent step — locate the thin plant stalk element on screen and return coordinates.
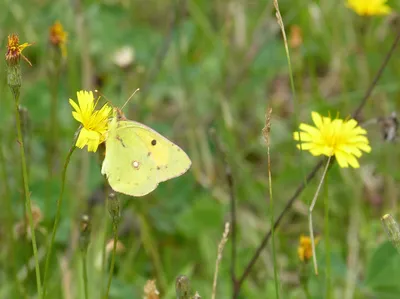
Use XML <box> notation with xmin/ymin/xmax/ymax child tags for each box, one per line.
<box><xmin>42</xmin><ymin>144</ymin><xmax>76</xmax><ymax>298</ymax></box>
<box><xmin>208</xmin><ymin>129</ymin><xmax>237</xmax><ymax>291</ymax></box>
<box><xmin>13</xmin><ymin>93</ymin><xmax>42</xmax><ymax>297</ymax></box>
<box><xmin>79</xmin><ymin>214</ymin><xmax>91</xmax><ymax>299</ymax></box>
<box><xmin>324</xmin><ymin>176</ymin><xmax>331</xmax><ymax>298</ymax></box>
<box><xmin>104</xmin><ymin>224</ymin><xmax>118</xmax><ymax>299</ymax></box>
<box><xmin>264</xmin><ymin>108</ymin><xmax>280</xmax><ymax>298</ymax></box>
<box><xmin>302</xmin><ymin>278</ymin><xmax>311</xmax><ymax>299</ymax></box>
<box><xmin>309</xmin><ymin>156</ymin><xmax>332</xmax><ymax>275</ymax></box>
<box><xmin>48</xmin><ymin>54</ymin><xmax>61</xmax><ymax>176</ymax></box>
<box><xmin>139</xmin><ymin>214</ymin><xmax>167</xmax><ymax>291</ymax></box>
<box><xmin>211</xmin><ymin>223</ymin><xmax>230</xmax><ymax>299</ymax></box>
<box><xmin>82</xmin><ymin>250</ymin><xmax>89</xmax><ymax>299</ymax></box>
<box><xmin>100</xmin><ymin>195</ymin><xmax>109</xmax><ymax>298</ymax></box>
<box><xmin>273</xmin><ymin>0</ymin><xmax>305</xmax><ymax>183</ymax></box>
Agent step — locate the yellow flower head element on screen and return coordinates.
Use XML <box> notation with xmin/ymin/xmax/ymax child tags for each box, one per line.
<box><xmin>6</xmin><ymin>34</ymin><xmax>32</xmax><ymax>66</ymax></box>
<box><xmin>49</xmin><ymin>21</ymin><xmax>68</xmax><ymax>57</ymax></box>
<box><xmin>294</xmin><ymin>112</ymin><xmax>371</xmax><ymax>168</ymax></box>
<box><xmin>347</xmin><ymin>0</ymin><xmax>391</xmax><ymax>16</ymax></box>
<box><xmin>298</xmin><ymin>235</ymin><xmax>319</xmax><ymax>263</ymax></box>
<box><xmin>69</xmin><ymin>90</ymin><xmax>112</xmax><ymax>152</ymax></box>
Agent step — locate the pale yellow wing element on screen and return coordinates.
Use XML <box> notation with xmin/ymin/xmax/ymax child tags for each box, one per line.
<box><xmin>101</xmin><ymin>118</ymin><xmax>191</xmax><ymax>196</ymax></box>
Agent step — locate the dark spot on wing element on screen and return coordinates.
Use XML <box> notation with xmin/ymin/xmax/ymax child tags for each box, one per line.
<box><xmin>147</xmin><ymin>152</ymin><xmax>151</xmax><ymax>157</ymax></box>
<box><xmin>157</xmin><ymin>166</ymin><xmax>161</xmax><ymax>170</ymax></box>
<box><xmin>116</xmin><ymin>135</ymin><xmax>126</xmax><ymax>148</ymax></box>
<box><xmin>151</xmin><ymin>139</ymin><xmax>157</xmax><ymax>146</ymax></box>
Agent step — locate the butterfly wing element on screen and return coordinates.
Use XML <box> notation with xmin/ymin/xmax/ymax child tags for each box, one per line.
<box><xmin>101</xmin><ymin>119</ymin><xmax>191</xmax><ymax>196</ymax></box>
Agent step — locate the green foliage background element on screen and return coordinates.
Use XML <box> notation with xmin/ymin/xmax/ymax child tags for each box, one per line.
<box><xmin>1</xmin><ymin>0</ymin><xmax>400</xmax><ymax>298</ymax></box>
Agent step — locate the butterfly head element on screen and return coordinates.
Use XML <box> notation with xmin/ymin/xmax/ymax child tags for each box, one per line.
<box><xmin>114</xmin><ymin>107</ymin><xmax>127</xmax><ymax>120</ymax></box>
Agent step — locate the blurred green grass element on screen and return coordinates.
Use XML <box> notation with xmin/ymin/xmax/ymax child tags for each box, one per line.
<box><xmin>1</xmin><ymin>0</ymin><xmax>400</xmax><ymax>298</ymax></box>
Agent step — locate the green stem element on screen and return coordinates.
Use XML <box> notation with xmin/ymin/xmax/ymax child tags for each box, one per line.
<box><xmin>13</xmin><ymin>93</ymin><xmax>42</xmax><ymax>297</ymax></box>
<box><xmin>266</xmin><ymin>116</ymin><xmax>280</xmax><ymax>298</ymax></box>
<box><xmin>324</xmin><ymin>175</ymin><xmax>331</xmax><ymax>299</ymax></box>
<box><xmin>139</xmin><ymin>214</ymin><xmax>167</xmax><ymax>291</ymax></box>
<box><xmin>273</xmin><ymin>0</ymin><xmax>305</xmax><ymax>184</ymax></box>
<box><xmin>48</xmin><ymin>54</ymin><xmax>61</xmax><ymax>176</ymax></box>
<box><xmin>82</xmin><ymin>250</ymin><xmax>89</xmax><ymax>299</ymax></box>
<box><xmin>309</xmin><ymin>156</ymin><xmax>331</xmax><ymax>275</ymax></box>
<box><xmin>100</xmin><ymin>195</ymin><xmax>109</xmax><ymax>298</ymax></box>
<box><xmin>301</xmin><ymin>276</ymin><xmax>311</xmax><ymax>299</ymax></box>
<box><xmin>42</xmin><ymin>144</ymin><xmax>76</xmax><ymax>298</ymax></box>
<box><xmin>104</xmin><ymin>223</ymin><xmax>118</xmax><ymax>299</ymax></box>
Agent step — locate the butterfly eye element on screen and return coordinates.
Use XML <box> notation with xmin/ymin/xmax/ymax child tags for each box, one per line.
<box><xmin>151</xmin><ymin>139</ymin><xmax>157</xmax><ymax>146</ymax></box>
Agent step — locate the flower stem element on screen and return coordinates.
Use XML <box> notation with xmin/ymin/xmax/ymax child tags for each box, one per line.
<box><xmin>79</xmin><ymin>214</ymin><xmax>91</xmax><ymax>299</ymax></box>
<box><xmin>299</xmin><ymin>264</ymin><xmax>311</xmax><ymax>299</ymax></box>
<box><xmin>324</xmin><ymin>176</ymin><xmax>331</xmax><ymax>299</ymax></box>
<box><xmin>104</xmin><ymin>223</ymin><xmax>118</xmax><ymax>299</ymax></box>
<box><xmin>42</xmin><ymin>144</ymin><xmax>76</xmax><ymax>298</ymax></box>
<box><xmin>13</xmin><ymin>91</ymin><xmax>42</xmax><ymax>297</ymax></box>
<box><xmin>309</xmin><ymin>156</ymin><xmax>331</xmax><ymax>275</ymax></box>
<box><xmin>264</xmin><ymin>109</ymin><xmax>280</xmax><ymax>298</ymax></box>
<box><xmin>100</xmin><ymin>195</ymin><xmax>109</xmax><ymax>298</ymax></box>
<box><xmin>47</xmin><ymin>53</ymin><xmax>61</xmax><ymax>176</ymax></box>
<box><xmin>273</xmin><ymin>0</ymin><xmax>305</xmax><ymax>184</ymax></box>
<box><xmin>82</xmin><ymin>250</ymin><xmax>89</xmax><ymax>299</ymax></box>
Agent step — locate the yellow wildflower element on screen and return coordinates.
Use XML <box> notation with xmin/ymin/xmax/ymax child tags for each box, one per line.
<box><xmin>346</xmin><ymin>0</ymin><xmax>391</xmax><ymax>16</ymax></box>
<box><xmin>5</xmin><ymin>34</ymin><xmax>32</xmax><ymax>66</ymax></box>
<box><xmin>49</xmin><ymin>21</ymin><xmax>68</xmax><ymax>57</ymax></box>
<box><xmin>69</xmin><ymin>90</ymin><xmax>112</xmax><ymax>152</ymax></box>
<box><xmin>298</xmin><ymin>235</ymin><xmax>319</xmax><ymax>263</ymax></box>
<box><xmin>294</xmin><ymin>112</ymin><xmax>371</xmax><ymax>168</ymax></box>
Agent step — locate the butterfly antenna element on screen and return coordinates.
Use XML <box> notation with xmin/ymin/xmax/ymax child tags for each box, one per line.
<box><xmin>121</xmin><ymin>88</ymin><xmax>140</xmax><ymax>111</ymax></box>
<box><xmin>94</xmin><ymin>89</ymin><xmax>113</xmax><ymax>108</ymax></box>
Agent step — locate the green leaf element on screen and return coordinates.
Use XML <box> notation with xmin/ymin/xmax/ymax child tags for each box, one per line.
<box><xmin>364</xmin><ymin>241</ymin><xmax>400</xmax><ymax>298</ymax></box>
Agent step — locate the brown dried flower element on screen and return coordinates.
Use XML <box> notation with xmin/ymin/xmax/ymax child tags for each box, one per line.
<box><xmin>6</xmin><ymin>34</ymin><xmax>32</xmax><ymax>66</ymax></box>
<box><xmin>49</xmin><ymin>21</ymin><xmax>68</xmax><ymax>57</ymax></box>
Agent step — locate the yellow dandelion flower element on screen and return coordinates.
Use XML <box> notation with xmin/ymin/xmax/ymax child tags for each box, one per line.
<box><xmin>6</xmin><ymin>34</ymin><xmax>32</xmax><ymax>66</ymax></box>
<box><xmin>346</xmin><ymin>0</ymin><xmax>391</xmax><ymax>16</ymax></box>
<box><xmin>69</xmin><ymin>90</ymin><xmax>112</xmax><ymax>152</ymax></box>
<box><xmin>298</xmin><ymin>235</ymin><xmax>319</xmax><ymax>263</ymax></box>
<box><xmin>49</xmin><ymin>21</ymin><xmax>68</xmax><ymax>57</ymax></box>
<box><xmin>294</xmin><ymin>112</ymin><xmax>371</xmax><ymax>168</ymax></box>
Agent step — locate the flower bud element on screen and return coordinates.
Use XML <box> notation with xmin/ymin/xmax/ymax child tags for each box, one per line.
<box><xmin>107</xmin><ymin>192</ymin><xmax>120</xmax><ymax>228</ymax></box>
